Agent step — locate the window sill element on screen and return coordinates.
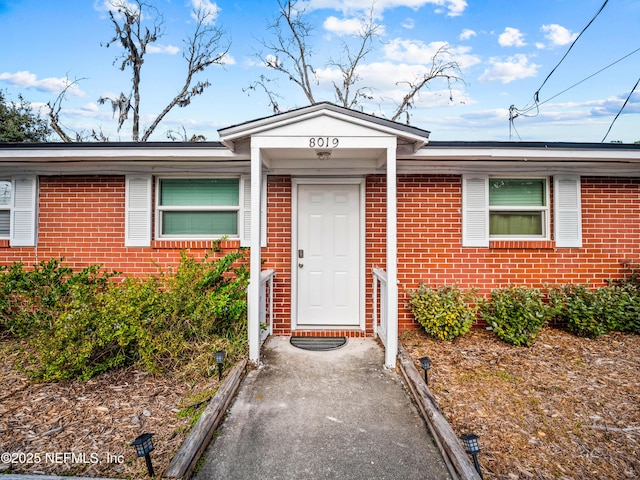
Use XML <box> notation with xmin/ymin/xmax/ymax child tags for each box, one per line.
<box><xmin>490</xmin><ymin>240</ymin><xmax>555</xmax><ymax>250</ymax></box>
<box><xmin>151</xmin><ymin>239</ymin><xmax>241</xmax><ymax>250</ymax></box>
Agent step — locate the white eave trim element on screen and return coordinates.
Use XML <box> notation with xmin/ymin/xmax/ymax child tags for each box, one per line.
<box><xmin>0</xmin><ymin>146</ymin><xmax>239</xmax><ymax>162</ymax></box>
<box><xmin>219</xmin><ymin>105</ymin><xmax>429</xmax><ymax>152</ymax></box>
<box><xmin>411</xmin><ymin>146</ymin><xmax>640</xmax><ymax>162</ymax></box>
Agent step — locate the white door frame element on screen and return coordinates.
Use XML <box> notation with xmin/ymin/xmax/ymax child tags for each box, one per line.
<box><xmin>291</xmin><ymin>177</ymin><xmax>366</xmax><ymax>331</ymax></box>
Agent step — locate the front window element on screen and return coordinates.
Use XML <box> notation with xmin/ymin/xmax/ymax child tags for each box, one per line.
<box><xmin>489</xmin><ymin>178</ymin><xmax>548</xmax><ymax>238</ymax></box>
<box><xmin>157</xmin><ymin>178</ymin><xmax>240</xmax><ymax>238</ymax></box>
<box><xmin>0</xmin><ymin>180</ymin><xmax>11</xmax><ymax>238</ymax></box>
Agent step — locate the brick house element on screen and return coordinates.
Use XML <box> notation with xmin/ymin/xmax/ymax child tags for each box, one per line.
<box><xmin>1</xmin><ymin>103</ymin><xmax>639</xmax><ymax>365</ymax></box>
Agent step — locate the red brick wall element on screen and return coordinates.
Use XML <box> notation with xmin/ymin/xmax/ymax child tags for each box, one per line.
<box><xmin>0</xmin><ymin>176</ymin><xmax>242</xmax><ymax>275</ymax></box>
<box><xmin>393</xmin><ymin>175</ymin><xmax>640</xmax><ymax>331</ymax></box>
<box><xmin>262</xmin><ymin>176</ymin><xmax>292</xmax><ymax>335</ymax></box>
<box><xmin>1</xmin><ymin>174</ymin><xmax>637</xmax><ymax>335</ymax></box>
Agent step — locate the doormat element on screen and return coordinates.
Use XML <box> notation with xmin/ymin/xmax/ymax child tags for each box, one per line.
<box><xmin>290</xmin><ymin>336</ymin><xmax>347</xmax><ymax>351</ymax></box>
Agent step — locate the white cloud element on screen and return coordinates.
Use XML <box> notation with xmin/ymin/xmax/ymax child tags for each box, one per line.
<box><xmin>498</xmin><ymin>27</ymin><xmax>526</xmax><ymax>47</ymax></box>
<box><xmin>540</xmin><ymin>24</ymin><xmax>578</xmax><ymax>47</ymax></box>
<box><xmin>191</xmin><ymin>0</ymin><xmax>220</xmax><ymax>25</ymax></box>
<box><xmin>0</xmin><ymin>71</ymin><xmax>86</xmax><ymax>96</ymax></box>
<box><xmin>402</xmin><ymin>18</ymin><xmax>415</xmax><ymax>29</ymax></box>
<box><xmin>94</xmin><ymin>0</ymin><xmax>140</xmax><ymax>18</ymax></box>
<box><xmin>383</xmin><ymin>38</ymin><xmax>480</xmax><ymax>69</ymax></box>
<box><xmin>315</xmin><ymin>60</ymin><xmax>472</xmax><ymax>108</ymax></box>
<box><xmin>304</xmin><ymin>0</ymin><xmax>467</xmax><ymax>18</ymax></box>
<box><xmin>589</xmin><ymin>92</ymin><xmax>640</xmax><ymax>117</ymax></box>
<box><xmin>478</xmin><ymin>54</ymin><xmax>539</xmax><ymax>83</ymax></box>
<box><xmin>323</xmin><ymin>16</ymin><xmax>367</xmax><ymax>36</ymax></box>
<box><xmin>459</xmin><ymin>28</ymin><xmax>476</xmax><ymax>41</ymax></box>
<box><xmin>147</xmin><ymin>44</ymin><xmax>180</xmax><ymax>55</ymax></box>
<box><xmin>219</xmin><ymin>53</ymin><xmax>236</xmax><ymax>66</ymax></box>
<box><xmin>81</xmin><ymin>102</ymin><xmax>100</xmax><ymax>113</ymax></box>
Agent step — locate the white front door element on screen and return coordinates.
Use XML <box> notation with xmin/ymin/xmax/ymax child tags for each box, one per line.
<box><xmin>296</xmin><ymin>183</ymin><xmax>361</xmax><ymax>326</ymax></box>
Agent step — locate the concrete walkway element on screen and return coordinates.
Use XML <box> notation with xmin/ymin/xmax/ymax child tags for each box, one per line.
<box><xmin>194</xmin><ymin>337</ymin><xmax>451</xmax><ymax>480</ymax></box>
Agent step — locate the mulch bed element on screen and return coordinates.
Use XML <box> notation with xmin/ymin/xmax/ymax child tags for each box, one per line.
<box><xmin>2</xmin><ymin>329</ymin><xmax>638</xmax><ymax>479</ymax></box>
<box><xmin>0</xmin><ymin>339</ymin><xmax>217</xmax><ymax>479</ymax></box>
<box><xmin>401</xmin><ymin>328</ymin><xmax>640</xmax><ymax>480</ymax></box>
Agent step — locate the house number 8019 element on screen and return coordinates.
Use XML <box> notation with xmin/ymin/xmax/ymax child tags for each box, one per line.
<box><xmin>309</xmin><ymin>137</ymin><xmax>339</xmax><ymax>148</ymax></box>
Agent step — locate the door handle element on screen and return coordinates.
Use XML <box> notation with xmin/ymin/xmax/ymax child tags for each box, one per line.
<box><xmin>298</xmin><ymin>263</ymin><xmax>304</xmax><ymax>268</ymax></box>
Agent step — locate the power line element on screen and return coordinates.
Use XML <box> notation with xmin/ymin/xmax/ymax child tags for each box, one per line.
<box><xmin>517</xmin><ymin>46</ymin><xmax>640</xmax><ymax>117</ymax></box>
<box><xmin>533</xmin><ymin>0</ymin><xmax>609</xmax><ymax>104</ymax></box>
<box><xmin>601</xmin><ymin>76</ymin><xmax>640</xmax><ymax>143</ymax></box>
<box><xmin>509</xmin><ymin>0</ymin><xmax>611</xmax><ymax>139</ymax></box>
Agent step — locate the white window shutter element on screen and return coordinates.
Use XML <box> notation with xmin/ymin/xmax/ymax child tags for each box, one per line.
<box><xmin>239</xmin><ymin>175</ymin><xmax>266</xmax><ymax>248</ymax></box>
<box><xmin>10</xmin><ymin>176</ymin><xmax>37</xmax><ymax>247</ymax></box>
<box><xmin>125</xmin><ymin>175</ymin><xmax>152</xmax><ymax>247</ymax></box>
<box><xmin>554</xmin><ymin>175</ymin><xmax>582</xmax><ymax>248</ymax></box>
<box><xmin>462</xmin><ymin>175</ymin><xmax>489</xmax><ymax>247</ymax></box>
<box><xmin>260</xmin><ymin>176</ymin><xmax>267</xmax><ymax>247</ymax></box>
<box><xmin>240</xmin><ymin>175</ymin><xmax>252</xmax><ymax>247</ymax></box>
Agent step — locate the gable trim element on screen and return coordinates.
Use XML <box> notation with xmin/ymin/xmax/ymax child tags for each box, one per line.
<box><xmin>219</xmin><ymin>103</ymin><xmax>429</xmax><ymax>153</ymax></box>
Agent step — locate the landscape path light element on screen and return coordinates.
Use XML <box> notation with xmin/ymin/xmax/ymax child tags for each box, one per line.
<box><xmin>131</xmin><ymin>432</ymin><xmax>155</xmax><ymax>477</ymax></box>
<box><xmin>215</xmin><ymin>350</ymin><xmax>226</xmax><ymax>381</ymax></box>
<box><xmin>461</xmin><ymin>432</ymin><xmax>483</xmax><ymax>479</ymax></box>
<box><xmin>418</xmin><ymin>356</ymin><xmax>431</xmax><ymax>385</ymax></box>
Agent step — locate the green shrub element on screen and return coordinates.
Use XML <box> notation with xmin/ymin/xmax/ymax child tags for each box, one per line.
<box><xmin>0</xmin><ymin>259</ymin><xmax>114</xmax><ymax>338</ymax></box>
<box><xmin>28</xmin><ymin>247</ymin><xmax>249</xmax><ymax>381</ymax></box>
<box><xmin>480</xmin><ymin>286</ymin><xmax>550</xmax><ymax>346</ymax></box>
<box><xmin>408</xmin><ymin>284</ymin><xmax>480</xmax><ymax>341</ymax></box>
<box><xmin>594</xmin><ymin>284</ymin><xmax>640</xmax><ymax>334</ymax></box>
<box><xmin>548</xmin><ymin>284</ymin><xmax>608</xmax><ymax>338</ymax></box>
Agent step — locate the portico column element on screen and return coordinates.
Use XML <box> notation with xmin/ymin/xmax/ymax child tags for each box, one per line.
<box><xmin>385</xmin><ymin>143</ymin><xmax>398</xmax><ymax>368</ymax></box>
<box><xmin>248</xmin><ymin>145</ymin><xmax>262</xmax><ymax>364</ymax></box>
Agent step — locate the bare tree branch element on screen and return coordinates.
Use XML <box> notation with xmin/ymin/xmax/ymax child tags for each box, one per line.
<box><xmin>98</xmin><ymin>0</ymin><xmax>227</xmax><ymax>141</ymax></box>
<box><xmin>99</xmin><ymin>0</ymin><xmax>162</xmax><ymax>141</ymax></box>
<box><xmin>47</xmin><ymin>78</ymin><xmax>85</xmax><ymax>142</ymax></box>
<box><xmin>165</xmin><ymin>125</ymin><xmax>206</xmax><ymax>142</ymax></box>
<box><xmin>251</xmin><ymin>2</ymin><xmax>466</xmax><ymax>124</ymax></box>
<box><xmin>244</xmin><ymin>75</ymin><xmax>283</xmax><ymax>114</ymax></box>
<box><xmin>328</xmin><ymin>6</ymin><xmax>380</xmax><ymax>109</ymax></box>
<box><xmin>390</xmin><ymin>44</ymin><xmax>464</xmax><ymax>123</ymax></box>
<box><xmin>255</xmin><ymin>0</ymin><xmax>317</xmax><ymax>105</ymax></box>
<box><xmin>141</xmin><ymin>6</ymin><xmax>228</xmax><ymax>141</ymax></box>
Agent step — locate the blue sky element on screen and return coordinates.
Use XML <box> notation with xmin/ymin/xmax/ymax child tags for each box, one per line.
<box><xmin>1</xmin><ymin>0</ymin><xmax>639</xmax><ymax>143</ymax></box>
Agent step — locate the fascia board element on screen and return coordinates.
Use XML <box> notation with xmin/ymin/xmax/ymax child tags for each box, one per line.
<box><xmin>220</xmin><ymin>107</ymin><xmax>428</xmax><ymax>151</ymax></box>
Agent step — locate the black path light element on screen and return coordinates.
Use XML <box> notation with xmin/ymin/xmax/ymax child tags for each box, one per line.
<box><xmin>131</xmin><ymin>433</ymin><xmax>155</xmax><ymax>477</ymax></box>
<box><xmin>461</xmin><ymin>433</ymin><xmax>483</xmax><ymax>479</ymax></box>
<box><xmin>418</xmin><ymin>356</ymin><xmax>432</xmax><ymax>385</ymax></box>
<box><xmin>215</xmin><ymin>350</ymin><xmax>226</xmax><ymax>381</ymax></box>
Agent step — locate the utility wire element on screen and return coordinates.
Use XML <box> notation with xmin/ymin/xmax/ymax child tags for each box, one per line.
<box><xmin>601</xmin><ymin>76</ymin><xmax>640</xmax><ymax>143</ymax></box>
<box><xmin>517</xmin><ymin>46</ymin><xmax>640</xmax><ymax>117</ymax></box>
<box><xmin>509</xmin><ymin>0</ymin><xmax>611</xmax><ymax>138</ymax></box>
<box><xmin>533</xmin><ymin>0</ymin><xmax>609</xmax><ymax>104</ymax></box>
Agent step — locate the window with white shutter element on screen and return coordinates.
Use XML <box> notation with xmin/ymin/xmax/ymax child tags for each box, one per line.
<box><xmin>554</xmin><ymin>176</ymin><xmax>582</xmax><ymax>248</ymax></box>
<box><xmin>239</xmin><ymin>175</ymin><xmax>267</xmax><ymax>247</ymax></box>
<box><xmin>10</xmin><ymin>176</ymin><xmax>37</xmax><ymax>247</ymax></box>
<box><xmin>125</xmin><ymin>175</ymin><xmax>152</xmax><ymax>247</ymax></box>
<box><xmin>462</xmin><ymin>175</ymin><xmax>489</xmax><ymax>247</ymax></box>
<box><xmin>463</xmin><ymin>175</ymin><xmax>580</xmax><ymax>247</ymax></box>
<box><xmin>0</xmin><ymin>180</ymin><xmax>11</xmax><ymax>238</ymax></box>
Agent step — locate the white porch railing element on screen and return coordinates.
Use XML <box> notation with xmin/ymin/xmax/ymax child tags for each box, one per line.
<box><xmin>259</xmin><ymin>269</ymin><xmax>275</xmax><ymax>344</ymax></box>
<box><xmin>372</xmin><ymin>268</ymin><xmax>388</xmax><ymax>347</ymax></box>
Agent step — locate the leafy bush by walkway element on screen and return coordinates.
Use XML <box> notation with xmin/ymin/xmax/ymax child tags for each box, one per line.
<box><xmin>0</xmin><ymin>247</ymin><xmax>249</xmax><ymax>382</ymax></box>
<box><xmin>480</xmin><ymin>285</ymin><xmax>551</xmax><ymax>346</ymax></box>
<box><xmin>408</xmin><ymin>284</ymin><xmax>481</xmax><ymax>341</ymax></box>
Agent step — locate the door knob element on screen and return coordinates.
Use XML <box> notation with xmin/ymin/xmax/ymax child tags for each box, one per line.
<box><xmin>298</xmin><ymin>263</ymin><xmax>304</xmax><ymax>268</ymax></box>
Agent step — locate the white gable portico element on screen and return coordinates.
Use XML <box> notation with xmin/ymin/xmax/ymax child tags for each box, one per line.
<box><xmin>218</xmin><ymin>103</ymin><xmax>430</xmax><ymax>367</ymax></box>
